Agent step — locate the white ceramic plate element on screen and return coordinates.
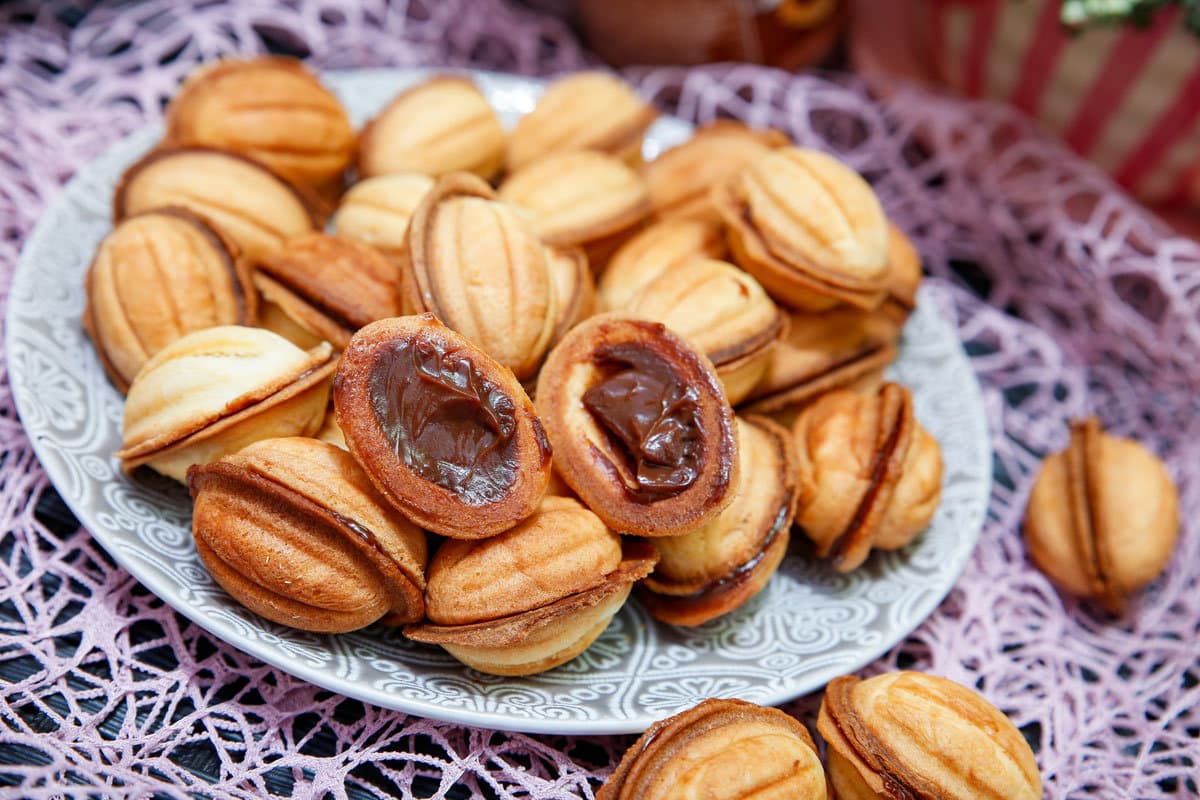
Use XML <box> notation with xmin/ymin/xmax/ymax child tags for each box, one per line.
<box><xmin>7</xmin><ymin>69</ymin><xmax>991</xmax><ymax>735</ymax></box>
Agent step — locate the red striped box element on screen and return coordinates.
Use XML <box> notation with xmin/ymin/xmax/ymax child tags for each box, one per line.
<box><xmin>851</xmin><ymin>0</ymin><xmax>1200</xmax><ymax>213</ymax></box>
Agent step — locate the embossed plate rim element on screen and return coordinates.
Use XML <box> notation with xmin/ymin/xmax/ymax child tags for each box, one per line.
<box><xmin>7</xmin><ymin>68</ymin><xmax>991</xmax><ymax>735</ymax></box>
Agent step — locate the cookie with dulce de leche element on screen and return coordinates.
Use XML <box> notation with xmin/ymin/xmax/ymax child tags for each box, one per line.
<box><xmin>535</xmin><ymin>314</ymin><xmax>738</xmax><ymax>538</ymax></box>
<box><xmin>333</xmin><ymin>314</ymin><xmax>552</xmax><ymax>540</ymax></box>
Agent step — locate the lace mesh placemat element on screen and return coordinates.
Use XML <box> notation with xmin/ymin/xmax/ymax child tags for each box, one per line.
<box><xmin>0</xmin><ymin>2</ymin><xmax>1196</xmax><ymax>798</ymax></box>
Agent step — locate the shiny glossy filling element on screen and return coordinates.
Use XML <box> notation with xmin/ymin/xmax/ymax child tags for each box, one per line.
<box><xmin>583</xmin><ymin>343</ymin><xmax>702</xmax><ymax>500</ymax></box>
<box><xmin>369</xmin><ymin>336</ymin><xmax>518</xmax><ymax>506</ymax></box>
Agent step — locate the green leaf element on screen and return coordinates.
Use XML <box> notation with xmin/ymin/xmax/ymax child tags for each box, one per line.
<box><xmin>1058</xmin><ymin>0</ymin><xmax>1196</xmax><ymax>35</ymax></box>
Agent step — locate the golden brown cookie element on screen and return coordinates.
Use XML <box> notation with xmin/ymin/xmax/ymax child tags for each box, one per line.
<box><xmin>405</xmin><ymin>496</ymin><xmax>657</xmax><ymax>675</ymax></box>
<box><xmin>358</xmin><ymin>75</ymin><xmax>506</xmax><ymax>180</ymax></box>
<box><xmin>715</xmin><ymin>147</ymin><xmax>890</xmax><ymax>311</ymax></box>
<box><xmin>333</xmin><ymin>314</ymin><xmax>552</xmax><ymax>539</ymax></box>
<box><xmin>536</xmin><ymin>315</ymin><xmax>738</xmax><ymax>537</ymax></box>
<box><xmin>163</xmin><ymin>56</ymin><xmax>355</xmax><ymax>197</ymax></box>
<box><xmin>116</xmin><ymin>326</ymin><xmax>335</xmax><ymax>482</ymax></box>
<box><xmin>791</xmin><ymin>383</ymin><xmax>942</xmax><ymax>571</ymax></box>
<box><xmin>506</xmin><ymin>71</ymin><xmax>657</xmax><ymax>172</ymax></box>
<box><xmin>315</xmin><ymin>401</ymin><xmax>347</xmax><ymax>449</ymax></box>
<box><xmin>401</xmin><ymin>173</ymin><xmax>557</xmax><ymax>380</ymax></box>
<box><xmin>257</xmin><ymin>299</ymin><xmax>325</xmax><ymax>351</ymax></box>
<box><xmin>599</xmin><ymin>218</ymin><xmax>727</xmax><ymax>310</ymax></box>
<box><xmin>188</xmin><ymin>437</ymin><xmax>428</xmax><ymax>633</ymax></box>
<box><xmin>330</xmin><ymin>173</ymin><xmax>434</xmax><ymax>263</ymax></box>
<box><xmin>114</xmin><ymin>147</ymin><xmax>318</xmax><ymax>264</ymax></box>
<box><xmin>599</xmin><ymin>698</ymin><xmax>827</xmax><ymax>800</ymax></box>
<box><xmin>818</xmin><ymin>672</ymin><xmax>1042</xmax><ymax>800</ymax></box>
<box><xmin>545</xmin><ymin>245</ymin><xmax>595</xmax><ymax>345</ymax></box>
<box><xmin>1024</xmin><ymin>417</ymin><xmax>1179</xmax><ymax>613</ymax></box>
<box><xmin>499</xmin><ymin>150</ymin><xmax>652</xmax><ymax>270</ymax></box>
<box><xmin>83</xmin><ymin>206</ymin><xmax>256</xmax><ymax>393</ymax></box>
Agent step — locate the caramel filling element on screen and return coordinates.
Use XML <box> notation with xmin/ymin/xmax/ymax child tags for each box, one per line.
<box><xmin>583</xmin><ymin>343</ymin><xmax>703</xmax><ymax>501</ymax></box>
<box><xmin>369</xmin><ymin>336</ymin><xmax>518</xmax><ymax>505</ymax></box>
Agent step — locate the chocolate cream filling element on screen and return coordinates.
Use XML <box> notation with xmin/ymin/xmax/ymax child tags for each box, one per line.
<box><xmin>369</xmin><ymin>336</ymin><xmax>519</xmax><ymax>506</ymax></box>
<box><xmin>582</xmin><ymin>343</ymin><xmax>703</xmax><ymax>501</ymax></box>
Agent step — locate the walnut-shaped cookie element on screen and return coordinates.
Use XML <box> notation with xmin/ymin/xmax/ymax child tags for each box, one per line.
<box><xmin>506</xmin><ymin>71</ymin><xmax>657</xmax><ymax>172</ymax></box>
<box><xmin>639</xmin><ymin>416</ymin><xmax>796</xmax><ymax>626</ymax></box>
<box><xmin>624</xmin><ymin>257</ymin><xmax>785</xmax><ymax>405</ymax></box>
<box><xmin>742</xmin><ymin>306</ymin><xmax>901</xmax><ymax>418</ymax></box>
<box><xmin>330</xmin><ymin>173</ymin><xmax>434</xmax><ymax>263</ymax></box>
<box><xmin>545</xmin><ymin>245</ymin><xmax>595</xmax><ymax>344</ymax></box>
<box><xmin>819</xmin><ymin>672</ymin><xmax>1042</xmax><ymax>800</ymax></box>
<box><xmin>254</xmin><ymin>232</ymin><xmax>401</xmax><ymax>350</ymax></box>
<box><xmin>792</xmin><ymin>383</ymin><xmax>942</xmax><ymax>572</ymax></box>
<box><xmin>163</xmin><ymin>56</ymin><xmax>355</xmax><ymax>196</ymax></box>
<box><xmin>642</xmin><ymin>120</ymin><xmax>789</xmax><ymax>224</ymax></box>
<box><xmin>499</xmin><ymin>150</ymin><xmax>652</xmax><ymax>269</ymax></box>
<box><xmin>117</xmin><ymin>326</ymin><xmax>335</xmax><ymax>482</ymax></box>
<box><xmin>599</xmin><ymin>698</ymin><xmax>827</xmax><ymax>800</ymax></box>
<box><xmin>83</xmin><ymin>207</ymin><xmax>256</xmax><ymax>393</ymax></box>
<box><xmin>1025</xmin><ymin>417</ymin><xmax>1179</xmax><ymax>613</ymax></box>
<box><xmin>188</xmin><ymin>437</ymin><xmax>428</xmax><ymax>633</ymax></box>
<box><xmin>333</xmin><ymin>315</ymin><xmax>552</xmax><ymax>540</ymax></box>
<box><xmin>114</xmin><ymin>147</ymin><xmax>318</xmax><ymax>264</ymax></box>
<box><xmin>401</xmin><ymin>173</ymin><xmax>557</xmax><ymax>380</ymax></box>
<box><xmin>599</xmin><ymin>218</ymin><xmax>727</xmax><ymax>311</ymax></box>
<box><xmin>536</xmin><ymin>315</ymin><xmax>738</xmax><ymax>537</ymax></box>
<box><xmin>405</xmin><ymin>496</ymin><xmax>657</xmax><ymax>676</ymax></box>
<box><xmin>358</xmin><ymin>75</ymin><xmax>506</xmax><ymax>180</ymax></box>
<box><xmin>715</xmin><ymin>147</ymin><xmax>890</xmax><ymax>311</ymax></box>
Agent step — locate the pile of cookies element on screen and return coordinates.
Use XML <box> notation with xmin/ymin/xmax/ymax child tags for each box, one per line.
<box><xmin>83</xmin><ymin>56</ymin><xmax>944</xmax><ymax>676</ymax></box>
<box><xmin>72</xmin><ymin>55</ymin><xmax>1192</xmax><ymax>800</ymax></box>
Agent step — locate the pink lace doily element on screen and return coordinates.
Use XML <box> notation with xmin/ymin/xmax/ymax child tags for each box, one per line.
<box><xmin>0</xmin><ymin>2</ymin><xmax>1196</xmax><ymax>798</ymax></box>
